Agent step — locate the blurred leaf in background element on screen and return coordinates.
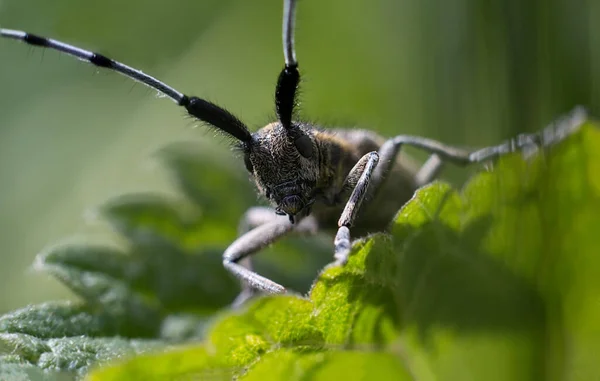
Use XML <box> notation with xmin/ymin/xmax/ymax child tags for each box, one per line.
<box><xmin>0</xmin><ymin>0</ymin><xmax>598</xmax><ymax>316</ymax></box>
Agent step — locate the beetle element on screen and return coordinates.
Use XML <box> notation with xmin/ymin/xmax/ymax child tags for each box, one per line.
<box><xmin>0</xmin><ymin>0</ymin><xmax>549</xmax><ymax>304</ymax></box>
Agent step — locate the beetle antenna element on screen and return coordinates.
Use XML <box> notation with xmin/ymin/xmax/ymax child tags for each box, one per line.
<box><xmin>0</xmin><ymin>28</ymin><xmax>253</xmax><ymax>143</ymax></box>
<box><xmin>282</xmin><ymin>0</ymin><xmax>297</xmax><ymax>67</ymax></box>
<box><xmin>275</xmin><ymin>0</ymin><xmax>300</xmax><ymax>130</ymax></box>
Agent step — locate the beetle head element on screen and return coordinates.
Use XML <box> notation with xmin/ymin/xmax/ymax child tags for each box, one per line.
<box><xmin>242</xmin><ymin>122</ymin><xmax>319</xmax><ymax>223</ymax></box>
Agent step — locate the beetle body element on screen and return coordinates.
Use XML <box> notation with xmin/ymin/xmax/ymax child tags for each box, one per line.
<box><xmin>245</xmin><ymin>121</ymin><xmax>418</xmax><ymax>235</ymax></box>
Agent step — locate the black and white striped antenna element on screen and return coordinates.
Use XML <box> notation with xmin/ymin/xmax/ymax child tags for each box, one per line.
<box><xmin>0</xmin><ymin>28</ymin><xmax>253</xmax><ymax>143</ymax></box>
<box><xmin>0</xmin><ymin>0</ymin><xmax>301</xmax><ymax>145</ymax></box>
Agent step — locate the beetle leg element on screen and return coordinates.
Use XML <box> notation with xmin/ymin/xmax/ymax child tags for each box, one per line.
<box><xmin>231</xmin><ymin>207</ymin><xmax>282</xmax><ymax>306</ymax></box>
<box><xmin>370</xmin><ymin>130</ymin><xmax>552</xmax><ymax>192</ymax></box>
<box><xmin>414</xmin><ymin>154</ymin><xmax>444</xmax><ymax>187</ymax></box>
<box><xmin>333</xmin><ymin>151</ymin><xmax>380</xmax><ymax>265</ymax></box>
<box><xmin>224</xmin><ymin>212</ymin><xmax>317</xmax><ymax>303</ymax></box>
<box><xmin>330</xmin><ymin>129</ymin><xmax>545</xmax><ymax>266</ymax></box>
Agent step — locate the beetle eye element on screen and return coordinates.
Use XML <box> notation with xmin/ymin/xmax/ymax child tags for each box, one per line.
<box><xmin>243</xmin><ymin>154</ymin><xmax>254</xmax><ymax>173</ymax></box>
<box><xmin>294</xmin><ymin>134</ymin><xmax>313</xmax><ymax>158</ymax></box>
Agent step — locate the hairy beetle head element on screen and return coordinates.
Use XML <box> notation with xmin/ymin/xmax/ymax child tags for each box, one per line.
<box><xmin>243</xmin><ymin>121</ymin><xmax>319</xmax><ymax>221</ymax></box>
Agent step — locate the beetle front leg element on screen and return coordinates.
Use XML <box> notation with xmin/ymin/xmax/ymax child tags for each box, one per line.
<box><xmin>224</xmin><ymin>214</ymin><xmax>318</xmax><ymax>297</ymax></box>
<box><xmin>333</xmin><ymin>151</ymin><xmax>380</xmax><ymax>265</ymax></box>
<box><xmin>232</xmin><ymin>207</ymin><xmax>282</xmax><ymax>306</ymax></box>
<box><xmin>224</xmin><ymin>220</ymin><xmax>292</xmax><ymax>294</ymax></box>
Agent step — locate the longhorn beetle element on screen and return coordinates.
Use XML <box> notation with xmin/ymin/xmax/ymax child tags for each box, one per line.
<box><xmin>1</xmin><ymin>0</ymin><xmax>554</xmax><ymax>303</ymax></box>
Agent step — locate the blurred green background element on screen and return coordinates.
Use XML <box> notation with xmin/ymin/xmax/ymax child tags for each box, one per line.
<box><xmin>0</xmin><ymin>0</ymin><xmax>598</xmax><ymax>313</ymax></box>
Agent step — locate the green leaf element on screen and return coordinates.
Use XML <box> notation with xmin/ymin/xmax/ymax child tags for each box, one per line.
<box><xmin>0</xmin><ymin>155</ymin><xmax>247</xmax><ymax>376</ymax></box>
<box><xmin>37</xmin><ymin>248</ymin><xmax>163</xmax><ymax>338</ymax></box>
<box><xmin>0</xmin><ymin>362</ymin><xmax>76</xmax><ymax>381</ymax></box>
<box><xmin>88</xmin><ymin>117</ymin><xmax>600</xmax><ymax>380</ymax></box>
<box><xmin>0</xmin><ymin>326</ymin><xmax>165</xmax><ymax>377</ymax></box>
<box><xmin>40</xmin><ymin>194</ymin><xmax>241</xmax><ymax>317</ymax></box>
<box><xmin>85</xmin><ymin>345</ymin><xmax>237</xmax><ymax>381</ymax></box>
<box><xmin>0</xmin><ymin>302</ymin><xmax>140</xmax><ymax>339</ymax></box>
<box><xmin>207</xmin><ymin>296</ymin><xmax>323</xmax><ymax>367</ymax></box>
<box><xmin>240</xmin><ymin>350</ymin><xmax>414</xmax><ymax>381</ymax></box>
<box><xmin>99</xmin><ymin>193</ymin><xmax>204</xmax><ymax>250</ymax></box>
<box><xmin>157</xmin><ymin>141</ymin><xmax>254</xmax><ymax>225</ymax></box>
